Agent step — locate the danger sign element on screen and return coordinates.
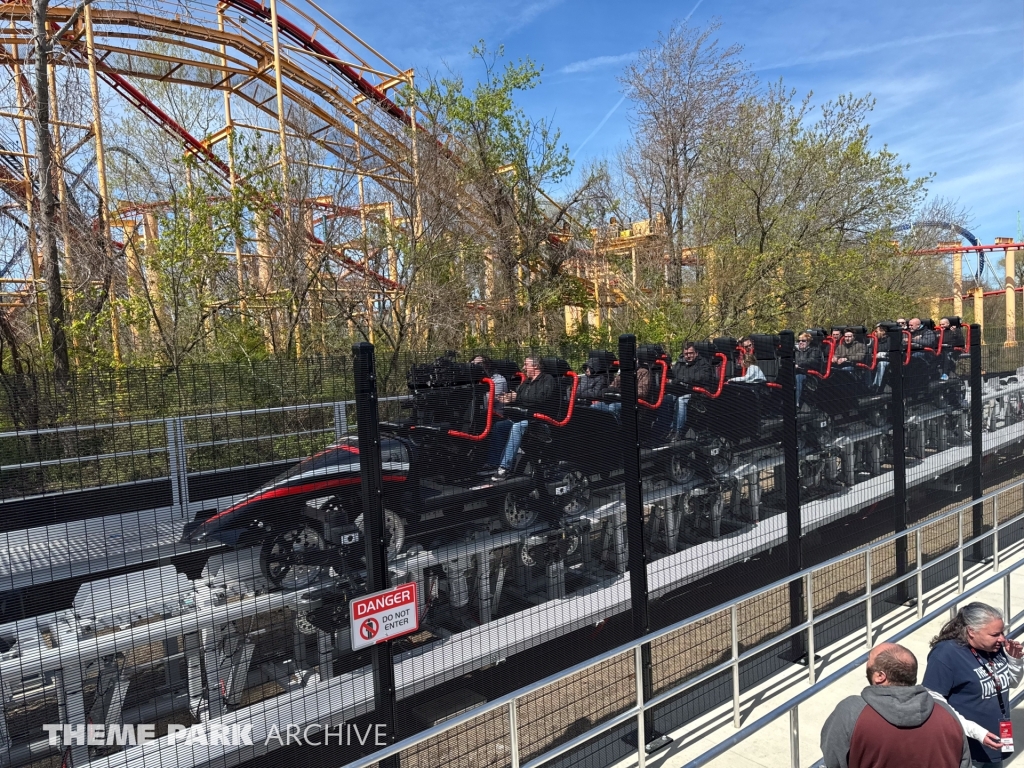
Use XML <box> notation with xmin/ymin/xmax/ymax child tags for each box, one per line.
<box><xmin>349</xmin><ymin>583</ymin><xmax>418</xmax><ymax>650</ymax></box>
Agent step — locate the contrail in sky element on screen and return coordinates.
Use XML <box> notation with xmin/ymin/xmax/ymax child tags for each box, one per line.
<box><xmin>571</xmin><ymin>0</ymin><xmax>705</xmax><ymax>159</ymax></box>
<box><xmin>572</xmin><ymin>95</ymin><xmax>626</xmax><ymax>159</ymax></box>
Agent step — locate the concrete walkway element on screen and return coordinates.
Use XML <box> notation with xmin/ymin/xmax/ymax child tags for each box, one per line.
<box><xmin>616</xmin><ymin>541</ymin><xmax>1024</xmax><ymax>768</ymax></box>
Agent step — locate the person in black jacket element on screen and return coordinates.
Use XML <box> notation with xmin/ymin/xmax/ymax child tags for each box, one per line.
<box><xmin>577</xmin><ymin>361</ymin><xmax>609</xmax><ymax>400</ymax></box>
<box><xmin>939</xmin><ymin>317</ymin><xmax>965</xmax><ymax>349</ymax></box>
<box><xmin>872</xmin><ymin>324</ymin><xmax>891</xmax><ymax>391</ymax></box>
<box><xmin>909</xmin><ymin>318</ymin><xmax>937</xmax><ymax>352</ymax></box>
<box><xmin>938</xmin><ymin>317</ymin><xmax>964</xmax><ymax>377</ymax></box>
<box><xmin>795</xmin><ymin>332</ymin><xmax>824</xmax><ymax>406</ymax></box>
<box><xmin>667</xmin><ymin>344</ymin><xmax>713</xmax><ymax>440</ymax></box>
<box><xmin>492</xmin><ymin>357</ymin><xmax>557</xmax><ymax>480</ymax></box>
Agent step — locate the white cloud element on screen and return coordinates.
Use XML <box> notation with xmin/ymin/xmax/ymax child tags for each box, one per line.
<box><xmin>559</xmin><ymin>52</ymin><xmax>636</xmax><ymax>75</ymax></box>
<box><xmin>760</xmin><ymin>27</ymin><xmax>1000</xmax><ymax>71</ymax></box>
<box><xmin>507</xmin><ymin>0</ymin><xmax>565</xmax><ymax>32</ymax></box>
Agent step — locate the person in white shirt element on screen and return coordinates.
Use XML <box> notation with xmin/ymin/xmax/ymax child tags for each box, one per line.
<box><xmin>729</xmin><ymin>354</ymin><xmax>766</xmax><ymax>384</ymax></box>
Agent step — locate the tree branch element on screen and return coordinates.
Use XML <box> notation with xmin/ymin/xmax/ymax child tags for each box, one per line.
<box><xmin>48</xmin><ymin>0</ymin><xmax>95</xmax><ymax>49</ymax></box>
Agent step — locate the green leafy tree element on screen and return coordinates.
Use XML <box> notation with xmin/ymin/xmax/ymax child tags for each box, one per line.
<box><xmin>415</xmin><ymin>43</ymin><xmax>607</xmax><ymax>344</ymax></box>
<box><xmin>691</xmin><ymin>85</ymin><xmax>935</xmax><ymax>334</ymax></box>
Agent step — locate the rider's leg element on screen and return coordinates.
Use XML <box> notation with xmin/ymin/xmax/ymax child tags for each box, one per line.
<box><xmin>873</xmin><ymin>360</ymin><xmax>888</xmax><ymax>390</ymax></box>
<box><xmin>486</xmin><ymin>418</ymin><xmax>513</xmax><ymax>467</ymax></box>
<box><xmin>499</xmin><ymin>420</ymin><xmax>530</xmax><ymax>471</ymax></box>
<box><xmin>590</xmin><ymin>402</ymin><xmax>621</xmax><ymax>417</ymax></box>
<box><xmin>674</xmin><ymin>394</ymin><xmax>690</xmax><ymax>432</ymax></box>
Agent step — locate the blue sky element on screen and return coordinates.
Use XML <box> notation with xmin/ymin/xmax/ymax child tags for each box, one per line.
<box><xmin>335</xmin><ymin>0</ymin><xmax>1022</xmax><ymax>259</ymax></box>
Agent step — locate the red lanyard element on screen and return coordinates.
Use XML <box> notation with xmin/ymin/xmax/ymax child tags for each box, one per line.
<box><xmin>970</xmin><ymin>647</ymin><xmax>1008</xmax><ymax>717</ymax></box>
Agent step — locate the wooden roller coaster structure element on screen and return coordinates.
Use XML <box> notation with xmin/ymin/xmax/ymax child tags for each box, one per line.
<box><xmin>0</xmin><ymin>0</ymin><xmax>425</xmax><ymax>356</ymax></box>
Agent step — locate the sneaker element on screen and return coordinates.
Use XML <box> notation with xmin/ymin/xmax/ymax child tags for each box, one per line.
<box><xmin>491</xmin><ymin>468</ymin><xmax>508</xmax><ymax>481</ymax></box>
<box><xmin>477</xmin><ymin>464</ymin><xmax>498</xmax><ymax>476</ymax></box>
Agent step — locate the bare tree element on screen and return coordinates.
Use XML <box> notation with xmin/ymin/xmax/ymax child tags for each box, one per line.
<box><xmin>619</xmin><ymin>19</ymin><xmax>750</xmax><ymax>292</ymax></box>
<box><xmin>31</xmin><ymin>0</ymin><xmax>83</xmax><ymax>388</ymax></box>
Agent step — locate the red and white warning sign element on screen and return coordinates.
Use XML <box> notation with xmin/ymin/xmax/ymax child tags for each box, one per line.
<box><xmin>349</xmin><ymin>583</ymin><xmax>419</xmax><ymax>650</ymax></box>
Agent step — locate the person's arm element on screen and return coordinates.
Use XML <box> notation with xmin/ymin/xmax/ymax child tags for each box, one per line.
<box><xmin>1002</xmin><ymin>639</ymin><xmax>1023</xmax><ymax>686</ymax></box>
<box><xmin>699</xmin><ymin>359</ymin><xmax>715</xmax><ymax>386</ymax></box>
<box><xmin>927</xmin><ymin>690</ymin><xmax>990</xmax><ymax>742</ymax></box>
<box><xmin>637</xmin><ymin>367</ymin><xmax>652</xmax><ymax>400</ymax></box>
<box><xmin>729</xmin><ymin>368</ymin><xmax>760</xmax><ymax>383</ymax></box>
<box><xmin>819</xmin><ymin>698</ymin><xmax>863</xmax><ymax>768</ymax></box>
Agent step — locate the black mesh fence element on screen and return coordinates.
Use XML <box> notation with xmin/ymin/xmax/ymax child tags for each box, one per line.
<box><xmin>2</xmin><ymin>320</ymin><xmax>1024</xmax><ymax>768</ymax></box>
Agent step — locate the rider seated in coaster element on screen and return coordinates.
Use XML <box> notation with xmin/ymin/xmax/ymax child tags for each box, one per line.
<box><xmin>871</xmin><ymin>322</ymin><xmax>891</xmax><ymax>391</ymax></box>
<box><xmin>795</xmin><ymin>332</ymin><xmax>824</xmax><ymax>406</ymax></box>
<box><xmin>667</xmin><ymin>343</ymin><xmax>714</xmax><ymax>440</ymax></box>
<box><xmin>472</xmin><ymin>355</ymin><xmax>510</xmax><ymax>472</ymax></box>
<box><xmin>591</xmin><ymin>364</ymin><xmax>651</xmax><ymax>417</ymax></box>
<box><xmin>937</xmin><ymin>316</ymin><xmax>965</xmax><ymax>379</ymax></box>
<box><xmin>577</xmin><ymin>359</ymin><xmax>610</xmax><ymax>400</ymax></box>
<box><xmin>491</xmin><ymin>356</ymin><xmax>557</xmax><ymax>480</ymax></box>
<box><xmin>908</xmin><ymin>317</ymin><xmax>937</xmax><ymax>356</ymax></box>
<box><xmin>729</xmin><ymin>354</ymin><xmax>766</xmax><ymax>383</ymax></box>
<box><xmin>832</xmin><ymin>329</ymin><xmax>866</xmax><ymax>369</ymax></box>
<box><xmin>939</xmin><ymin>317</ymin><xmax>964</xmax><ymax>349</ymax></box>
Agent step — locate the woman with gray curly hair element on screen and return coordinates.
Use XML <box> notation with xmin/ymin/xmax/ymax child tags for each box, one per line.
<box><xmin>923</xmin><ymin>602</ymin><xmax>1024</xmax><ymax>766</ymax></box>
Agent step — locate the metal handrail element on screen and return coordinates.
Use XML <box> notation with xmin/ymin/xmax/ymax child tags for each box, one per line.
<box><xmin>0</xmin><ymin>395</ymin><xmax>410</xmax><ymax>480</ymax></box>
<box><xmin>185</xmin><ymin>425</ymin><xmax>336</xmax><ymax>451</ymax></box>
<box><xmin>0</xmin><ymin>417</ymin><xmax>168</xmax><ymax>440</ymax></box>
<box><xmin>341</xmin><ymin>475</ymin><xmax>1024</xmax><ymax>768</ymax></box>
<box><xmin>681</xmin><ymin>563</ymin><xmax>1024</xmax><ymax>768</ymax></box>
<box><xmin>0</xmin><ymin>399</ymin><xmax>355</xmax><ymax>484</ymax></box>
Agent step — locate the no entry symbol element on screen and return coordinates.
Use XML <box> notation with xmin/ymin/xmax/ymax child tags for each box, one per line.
<box><xmin>359</xmin><ymin>618</ymin><xmax>379</xmax><ymax>641</ymax></box>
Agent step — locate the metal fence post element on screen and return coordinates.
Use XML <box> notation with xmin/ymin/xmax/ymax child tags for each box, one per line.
<box><xmin>916</xmin><ymin>530</ymin><xmax>924</xmax><ymax>618</ymax></box>
<box><xmin>970</xmin><ymin>324</ymin><xmax>984</xmax><ymax>563</ymax></box>
<box><xmin>509</xmin><ymin>699</ymin><xmax>521</xmax><ymax>768</ymax></box>
<box><xmin>994</xmin><ymin>497</ymin><xmax>1001</xmax><ymax>571</ymax></box>
<box><xmin>165</xmin><ymin>417</ymin><xmax>189</xmax><ymax>517</ymax></box>
<box><xmin>789</xmin><ymin>706</ymin><xmax>800</xmax><ymax>768</ymax></box>
<box><xmin>885</xmin><ymin>323</ymin><xmax>908</xmax><ymax>603</ymax></box>
<box><xmin>1005</xmin><ymin>574</ymin><xmax>1012</xmax><ymax>630</ymax></box>
<box><xmin>731</xmin><ymin>605</ymin><xmax>740</xmax><ymax>728</ymax></box>
<box><xmin>779</xmin><ymin>331</ymin><xmax>804</xmax><ymax>662</ymax></box>
<box><xmin>334</xmin><ymin>401</ymin><xmax>349</xmax><ymax>441</ymax></box>
<box><xmin>634</xmin><ymin>645</ymin><xmax>647</xmax><ymax>768</ymax></box>
<box><xmin>865</xmin><ymin>550</ymin><xmax>873</xmax><ymax>649</ymax></box>
<box><xmin>352</xmin><ymin>342</ymin><xmax>398</xmax><ymax>767</ymax></box>
<box><xmin>618</xmin><ymin>334</ymin><xmax>669</xmax><ymax>755</ymax></box>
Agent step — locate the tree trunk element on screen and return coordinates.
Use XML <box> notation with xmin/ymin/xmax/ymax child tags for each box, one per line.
<box><xmin>32</xmin><ymin>0</ymin><xmax>71</xmax><ymax>391</ymax></box>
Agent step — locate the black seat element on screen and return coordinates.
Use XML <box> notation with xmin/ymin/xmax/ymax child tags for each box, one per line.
<box><xmin>491</xmin><ymin>359</ymin><xmax>522</xmax><ymax>384</ymax></box>
<box><xmin>407</xmin><ymin>358</ymin><xmax>489</xmax><ymax>435</ymax></box>
<box><xmin>713</xmin><ymin>337</ymin><xmax>738</xmax><ymax>378</ymax></box>
<box><xmin>749</xmin><ymin>334</ymin><xmax>781</xmax><ymax>381</ymax></box>
<box><xmin>539</xmin><ymin>357</ymin><xmax>575</xmax><ymax>424</ymax></box>
<box><xmin>586</xmin><ymin>350</ymin><xmax>616</xmax><ymax>375</ymax></box>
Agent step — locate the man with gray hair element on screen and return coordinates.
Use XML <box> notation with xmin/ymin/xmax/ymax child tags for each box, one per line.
<box><xmin>491</xmin><ymin>356</ymin><xmax>556</xmax><ymax>481</ymax></box>
<box><xmin>821</xmin><ymin>642</ymin><xmax>970</xmax><ymax>768</ymax></box>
